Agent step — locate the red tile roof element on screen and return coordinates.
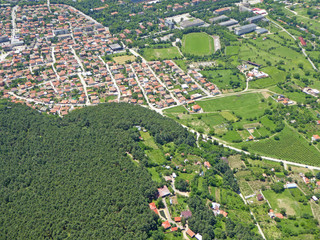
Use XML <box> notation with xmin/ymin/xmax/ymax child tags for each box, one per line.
<box><xmin>162</xmin><ymin>220</ymin><xmax>171</xmax><ymax>229</ymax></box>
<box><xmin>186</xmin><ymin>229</ymin><xmax>195</xmax><ymax>238</ymax></box>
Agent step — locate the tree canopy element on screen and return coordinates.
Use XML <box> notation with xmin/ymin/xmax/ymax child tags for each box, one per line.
<box><xmin>0</xmin><ymin>102</ymin><xmax>195</xmax><ymax>239</ymax></box>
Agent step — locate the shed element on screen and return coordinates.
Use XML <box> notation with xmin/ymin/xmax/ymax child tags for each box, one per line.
<box><xmin>286</xmin><ymin>183</ymin><xmax>297</xmax><ymax>189</ymax></box>
<box><xmin>255</xmin><ymin>28</ymin><xmax>268</xmax><ymax>34</ymax></box>
<box><xmin>195</xmin><ymin>233</ymin><xmax>203</xmax><ymax>240</ymax></box>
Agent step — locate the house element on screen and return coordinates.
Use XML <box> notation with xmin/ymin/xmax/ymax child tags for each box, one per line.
<box><xmin>212</xmin><ymin>202</ymin><xmax>220</xmax><ymax>210</ymax></box>
<box><xmin>275</xmin><ymin>213</ymin><xmax>284</xmax><ymax>219</ymax></box>
<box><xmin>149</xmin><ymin>202</ymin><xmax>158</xmax><ymax>214</ymax></box>
<box><xmin>257</xmin><ymin>194</ymin><xmax>264</xmax><ymax>201</ymax></box>
<box><xmin>317</xmin><ymin>181</ymin><xmax>320</xmax><ymax>189</ymax></box>
<box><xmin>186</xmin><ymin>229</ymin><xmax>195</xmax><ymax>238</ymax></box>
<box><xmin>192</xmin><ymin>104</ymin><xmax>201</xmax><ymax>112</ymax></box>
<box><xmin>174</xmin><ymin>217</ymin><xmax>181</xmax><ymax>222</ymax></box>
<box><xmin>171</xmin><ymin>227</ymin><xmax>178</xmax><ymax>232</ymax></box>
<box><xmin>158</xmin><ymin>185</ymin><xmax>171</xmax><ymax>197</ymax></box>
<box><xmin>312</xmin><ymin>135</ymin><xmax>320</xmax><ymax>142</ymax></box>
<box><xmin>303</xmin><ymin>177</ymin><xmax>310</xmax><ymax>184</ymax></box>
<box><xmin>219</xmin><ymin>210</ymin><xmax>228</xmax><ymax>217</ymax></box>
<box><xmin>181</xmin><ymin>210</ymin><xmax>192</xmax><ymax>219</ymax></box>
<box><xmin>204</xmin><ymin>161</ymin><xmax>211</xmax><ymax>169</ymax></box>
<box><xmin>268</xmin><ymin>209</ymin><xmax>275</xmax><ymax>218</ymax></box>
<box><xmin>162</xmin><ymin>220</ymin><xmax>171</xmax><ymax>229</ymax></box>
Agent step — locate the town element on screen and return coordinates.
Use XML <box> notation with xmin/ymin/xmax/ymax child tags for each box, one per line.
<box><xmin>0</xmin><ymin>0</ymin><xmax>320</xmax><ymax>239</ymax></box>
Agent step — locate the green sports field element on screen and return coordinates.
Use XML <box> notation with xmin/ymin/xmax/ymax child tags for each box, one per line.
<box><xmin>181</xmin><ymin>32</ymin><xmax>214</xmax><ymax>56</ymax></box>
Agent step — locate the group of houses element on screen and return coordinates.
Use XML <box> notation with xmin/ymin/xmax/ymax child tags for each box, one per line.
<box><xmin>0</xmin><ymin>4</ymin><xmax>126</xmax><ymax>115</ymax></box>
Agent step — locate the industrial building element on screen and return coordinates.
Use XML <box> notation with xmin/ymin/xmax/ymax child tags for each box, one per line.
<box><xmin>0</xmin><ymin>35</ymin><xmax>10</xmax><ymax>43</ymax></box>
<box><xmin>180</xmin><ymin>18</ymin><xmax>205</xmax><ymax>28</ymax></box>
<box><xmin>165</xmin><ymin>19</ymin><xmax>175</xmax><ymax>29</ymax></box>
<box><xmin>255</xmin><ymin>28</ymin><xmax>268</xmax><ymax>34</ymax></box>
<box><xmin>109</xmin><ymin>43</ymin><xmax>123</xmax><ymax>51</ymax></box>
<box><xmin>234</xmin><ymin>24</ymin><xmax>257</xmax><ymax>35</ymax></box>
<box><xmin>246</xmin><ymin>15</ymin><xmax>265</xmax><ymax>23</ymax></box>
<box><xmin>214</xmin><ymin>7</ymin><xmax>231</xmax><ymax>15</ymax></box>
<box><xmin>218</xmin><ymin>19</ymin><xmax>238</xmax><ymax>27</ymax></box>
<box><xmin>209</xmin><ymin>15</ymin><xmax>228</xmax><ymax>23</ymax></box>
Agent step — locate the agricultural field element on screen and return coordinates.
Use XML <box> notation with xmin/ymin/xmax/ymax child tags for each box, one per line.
<box><xmin>142</xmin><ymin>47</ymin><xmax>182</xmax><ymax>61</ymax></box>
<box><xmin>242</xmin><ymin>126</ymin><xmax>320</xmax><ymax>166</ymax></box>
<box><xmin>181</xmin><ymin>32</ymin><xmax>214</xmax><ymax>56</ymax></box>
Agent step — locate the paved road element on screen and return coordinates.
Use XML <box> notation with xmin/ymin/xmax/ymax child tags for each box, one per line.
<box><xmin>11</xmin><ymin>6</ymin><xmax>18</xmax><ymax>44</ymax></box>
<box><xmin>99</xmin><ymin>56</ymin><xmax>121</xmax><ymax>102</ymax></box>
<box><xmin>47</xmin><ymin>0</ymin><xmax>51</xmax><ymax>13</ymax></box>
<box><xmin>70</xmin><ymin>46</ymin><xmax>91</xmax><ymax>105</ymax></box>
<box><xmin>170</xmin><ymin>60</ymin><xmax>211</xmax><ymax>97</ymax></box>
<box><xmin>212</xmin><ymin>35</ymin><xmax>221</xmax><ymax>52</ymax></box>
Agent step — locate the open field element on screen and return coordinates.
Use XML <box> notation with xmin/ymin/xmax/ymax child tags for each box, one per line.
<box><xmin>142</xmin><ymin>47</ymin><xmax>182</xmax><ymax>61</ymax></box>
<box><xmin>200</xmin><ymin>69</ymin><xmax>246</xmax><ymax>90</ymax></box>
<box><xmin>113</xmin><ymin>55</ymin><xmax>136</xmax><ymax>64</ymax></box>
<box><xmin>148</xmin><ymin>167</ymin><xmax>162</xmax><ymax>182</ymax></box>
<box><xmin>181</xmin><ymin>32</ymin><xmax>214</xmax><ymax>56</ymax></box>
<box><xmin>196</xmin><ymin>93</ymin><xmax>268</xmax><ymax>119</ymax></box>
<box><xmin>140</xmin><ymin>131</ymin><xmax>167</xmax><ymax>164</ymax></box>
<box><xmin>263</xmin><ymin>189</ymin><xmax>312</xmax><ymax>217</ymax></box>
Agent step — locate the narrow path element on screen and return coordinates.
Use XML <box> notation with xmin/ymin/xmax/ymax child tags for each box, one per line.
<box><xmin>239</xmin><ymin>193</ymin><xmax>266</xmax><ymax>240</ymax></box>
<box><xmin>162</xmin><ymin>198</ymin><xmax>175</xmax><ymax>225</ymax></box>
<box><xmin>171</xmin><ymin>176</ymin><xmax>190</xmax><ymax>197</ymax></box>
<box><xmin>51</xmin><ymin>47</ymin><xmax>60</xmax><ymax>80</ymax></box>
<box><xmin>172</xmin><ymin>41</ymin><xmax>185</xmax><ymax>59</ymax></box>
<box><xmin>47</xmin><ymin>0</ymin><xmax>51</xmax><ymax>13</ymax></box>
<box><xmin>69</xmin><ymin>46</ymin><xmax>90</xmax><ymax>105</ymax></box>
<box><xmin>77</xmin><ymin>73</ymin><xmax>91</xmax><ymax>105</ymax></box>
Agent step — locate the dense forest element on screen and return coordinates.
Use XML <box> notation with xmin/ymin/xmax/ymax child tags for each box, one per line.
<box><xmin>0</xmin><ymin>102</ymin><xmax>195</xmax><ymax>239</ymax></box>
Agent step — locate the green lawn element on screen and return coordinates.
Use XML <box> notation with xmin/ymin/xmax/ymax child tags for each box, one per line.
<box><xmin>174</xmin><ymin>60</ymin><xmax>189</xmax><ymax>72</ymax></box>
<box><xmin>142</xmin><ymin>47</ymin><xmax>182</xmax><ymax>61</ymax></box>
<box><xmin>181</xmin><ymin>32</ymin><xmax>214</xmax><ymax>56</ymax></box>
<box><xmin>225</xmin><ymin>45</ymin><xmax>240</xmax><ymax>56</ymax></box>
